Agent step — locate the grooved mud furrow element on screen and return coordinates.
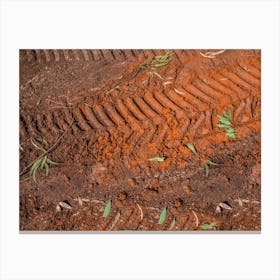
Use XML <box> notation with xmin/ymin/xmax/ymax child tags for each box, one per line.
<box><xmin>104</xmin><ymin>103</ymin><xmax>126</xmax><ymax>126</ymax></box>
<box><xmin>151</xmin><ymin>123</ymin><xmax>169</xmax><ymax>145</ymax></box>
<box><xmin>237</xmin><ymin>61</ymin><xmax>260</xmax><ymax>76</ymax></box>
<box><xmin>101</xmin><ymin>49</ymin><xmax>115</xmax><ymax>61</ymax></box>
<box><xmin>190</xmin><ymin>113</ymin><xmax>206</xmax><ymax>134</ymax></box>
<box><xmin>80</xmin><ymin>50</ymin><xmax>89</xmax><ymax>61</ymax></box>
<box><xmin>233</xmin><ymin>100</ymin><xmax>246</xmax><ymax>121</ymax></box>
<box><xmin>124</xmin><ymin>98</ymin><xmax>147</xmax><ymax>121</ymax></box>
<box><xmin>34</xmin><ymin>50</ymin><xmax>41</xmax><ymax>63</ymax></box>
<box><xmin>52</xmin><ymin>50</ymin><xmax>60</xmax><ymax>61</ymax></box>
<box><xmin>153</xmin><ymin>90</ymin><xmax>186</xmax><ymax>115</ymax></box>
<box><xmin>81</xmin><ymin>106</ymin><xmax>104</xmax><ymax>130</ymax></box>
<box><xmin>43</xmin><ymin>50</ymin><xmax>51</xmax><ymax>62</ymax></box>
<box><xmin>164</xmin><ymin>88</ymin><xmax>195</xmax><ymax>111</ymax></box>
<box><xmin>245</xmin><ymin>64</ymin><xmax>261</xmax><ymax>80</ymax></box>
<box><xmin>47</xmin><ymin>113</ymin><xmax>60</xmax><ymax>134</ymax></box>
<box><xmin>62</xmin><ymin>50</ymin><xmax>70</xmax><ymax>60</ymax></box>
<box><xmin>142</xmin><ymin>49</ymin><xmax>154</xmax><ymax>59</ymax></box>
<box><xmin>234</xmin><ymin>68</ymin><xmax>260</xmax><ymax>89</ymax></box>
<box><xmin>215</xmin><ymin>73</ymin><xmax>250</xmax><ymax>99</ymax></box>
<box><xmin>143</xmin><ymin>94</ymin><xmax>166</xmax><ymax>114</ymax></box>
<box><xmin>26</xmin><ymin>115</ymin><xmax>39</xmax><ymax>137</ymax></box>
<box><xmin>138</xmin><ymin>125</ymin><xmax>156</xmax><ymax>147</ymax></box>
<box><xmin>36</xmin><ymin>114</ymin><xmax>49</xmax><ymax>135</ymax></box>
<box><xmin>90</xmin><ymin>50</ymin><xmax>99</xmax><ymax>60</ymax></box>
<box><xmin>126</xmin><ymin>129</ymin><xmax>145</xmax><ymax>146</ymax></box>
<box><xmin>195</xmin><ymin>79</ymin><xmax>232</xmax><ymax>103</ymax></box>
<box><xmin>178</xmin><ymin>119</ymin><xmax>191</xmax><ymax>140</ymax></box>
<box><xmin>133</xmin><ymin>96</ymin><xmax>158</xmax><ymax>118</ymax></box>
<box><xmin>52</xmin><ymin>110</ymin><xmax>69</xmax><ymax>131</ymax></box>
<box><xmin>94</xmin><ymin>105</ymin><xmax>115</xmax><ymax>127</ymax></box>
<box><xmin>19</xmin><ymin>117</ymin><xmax>28</xmax><ymax>140</ymax></box>
<box><xmin>78</xmin><ymin>107</ymin><xmax>95</xmax><ymax>130</ymax></box>
<box><xmin>178</xmin><ymin>85</ymin><xmax>209</xmax><ymax>111</ymax></box>
<box><xmin>200</xmin><ymin>77</ymin><xmax>234</xmax><ymax>103</ymax></box>
<box><xmin>122</xmin><ymin>49</ymin><xmax>136</xmax><ymax>60</ymax></box>
<box><xmin>184</xmin><ymin>83</ymin><xmax>215</xmax><ymax>105</ymax></box>
<box><xmin>113</xmin><ymin>49</ymin><xmax>125</xmax><ymax>60</ymax></box>
<box><xmin>71</xmin><ymin>109</ymin><xmax>90</xmax><ymax>131</ymax></box>
<box><xmin>227</xmin><ymin>72</ymin><xmax>258</xmax><ymax>93</ymax></box>
<box><xmin>237</xmin><ymin>61</ymin><xmax>261</xmax><ymax>79</ymax></box>
<box><xmin>116</xmin><ymin>99</ymin><xmax>140</xmax><ymax>127</ymax></box>
<box><xmin>72</xmin><ymin>50</ymin><xmax>81</xmax><ymax>61</ymax></box>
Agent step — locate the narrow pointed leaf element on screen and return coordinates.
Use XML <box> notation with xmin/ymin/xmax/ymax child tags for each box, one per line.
<box><xmin>207</xmin><ymin>160</ymin><xmax>219</xmax><ymax>166</ymax></box>
<box><xmin>40</xmin><ymin>156</ymin><xmax>47</xmax><ymax>169</ymax></box>
<box><xmin>103</xmin><ymin>200</ymin><xmax>112</xmax><ymax>218</ymax></box>
<box><xmin>30</xmin><ymin>158</ymin><xmax>43</xmax><ymax>175</ymax></box>
<box><xmin>45</xmin><ymin>162</ymin><xmax>49</xmax><ymax>176</ymax></box>
<box><xmin>200</xmin><ymin>223</ymin><xmax>210</xmax><ymax>230</ymax></box>
<box><xmin>148</xmin><ymin>157</ymin><xmax>165</xmax><ymax>162</ymax></box>
<box><xmin>185</xmin><ymin>142</ymin><xmax>197</xmax><ymax>154</ymax></box>
<box><xmin>46</xmin><ymin>158</ymin><xmax>59</xmax><ymax>165</ymax></box>
<box><xmin>158</xmin><ymin>207</ymin><xmax>167</xmax><ymax>224</ymax></box>
<box><xmin>205</xmin><ymin>164</ymin><xmax>209</xmax><ymax>177</ymax></box>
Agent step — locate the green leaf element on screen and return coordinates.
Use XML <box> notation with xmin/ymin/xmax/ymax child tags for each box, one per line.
<box><xmin>30</xmin><ymin>138</ymin><xmax>46</xmax><ymax>153</ymax></box>
<box><xmin>205</xmin><ymin>164</ymin><xmax>209</xmax><ymax>177</ymax></box>
<box><xmin>200</xmin><ymin>223</ymin><xmax>210</xmax><ymax>230</ymax></box>
<box><xmin>185</xmin><ymin>142</ymin><xmax>197</xmax><ymax>154</ymax></box>
<box><xmin>154</xmin><ymin>62</ymin><xmax>168</xmax><ymax>67</ymax></box>
<box><xmin>31</xmin><ymin>160</ymin><xmax>42</xmax><ymax>183</ymax></box>
<box><xmin>217</xmin><ymin>116</ymin><xmax>231</xmax><ymax>125</ymax></box>
<box><xmin>148</xmin><ymin>157</ymin><xmax>165</xmax><ymax>162</ymax></box>
<box><xmin>46</xmin><ymin>158</ymin><xmax>59</xmax><ymax>165</ymax></box>
<box><xmin>40</xmin><ymin>156</ymin><xmax>47</xmax><ymax>169</ymax></box>
<box><xmin>30</xmin><ymin>158</ymin><xmax>43</xmax><ymax>175</ymax></box>
<box><xmin>217</xmin><ymin>124</ymin><xmax>229</xmax><ymax>128</ymax></box>
<box><xmin>226</xmin><ymin>109</ymin><xmax>232</xmax><ymax>119</ymax></box>
<box><xmin>207</xmin><ymin>160</ymin><xmax>219</xmax><ymax>166</ymax></box>
<box><xmin>103</xmin><ymin>200</ymin><xmax>112</xmax><ymax>218</ymax></box>
<box><xmin>45</xmin><ymin>162</ymin><xmax>49</xmax><ymax>176</ymax></box>
<box><xmin>209</xmin><ymin>222</ymin><xmax>217</xmax><ymax>228</ymax></box>
<box><xmin>158</xmin><ymin>207</ymin><xmax>167</xmax><ymax>224</ymax></box>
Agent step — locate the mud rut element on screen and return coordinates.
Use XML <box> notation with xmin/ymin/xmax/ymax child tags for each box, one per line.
<box><xmin>19</xmin><ymin>50</ymin><xmax>261</xmax><ymax>231</ymax></box>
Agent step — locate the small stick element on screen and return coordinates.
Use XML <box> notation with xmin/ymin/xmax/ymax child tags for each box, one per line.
<box><xmin>168</xmin><ymin>218</ymin><xmax>176</xmax><ymax>230</ymax></box>
<box><xmin>19</xmin><ymin>122</ymin><xmax>73</xmax><ymax>176</ymax></box>
<box><xmin>136</xmin><ymin>203</ymin><xmax>144</xmax><ymax>220</ymax></box>
<box><xmin>191</xmin><ymin>210</ymin><xmax>199</xmax><ymax>228</ymax></box>
<box><xmin>109</xmin><ymin>212</ymin><xmax>121</xmax><ymax>231</ymax></box>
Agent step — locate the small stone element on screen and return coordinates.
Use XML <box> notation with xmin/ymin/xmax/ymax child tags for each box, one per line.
<box><xmin>184</xmin><ymin>186</ymin><xmax>191</xmax><ymax>194</ymax></box>
<box><xmin>174</xmin><ymin>199</ymin><xmax>183</xmax><ymax>208</ymax></box>
<box><xmin>129</xmin><ymin>179</ymin><xmax>136</xmax><ymax>187</ymax></box>
<box><xmin>119</xmin><ymin>192</ymin><xmax>127</xmax><ymax>201</ymax></box>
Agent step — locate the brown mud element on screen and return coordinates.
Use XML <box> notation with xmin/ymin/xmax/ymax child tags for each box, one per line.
<box><xmin>19</xmin><ymin>49</ymin><xmax>261</xmax><ymax>231</ymax></box>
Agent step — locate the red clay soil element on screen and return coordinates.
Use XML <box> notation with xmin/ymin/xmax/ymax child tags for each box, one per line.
<box><xmin>19</xmin><ymin>49</ymin><xmax>261</xmax><ymax>231</ymax></box>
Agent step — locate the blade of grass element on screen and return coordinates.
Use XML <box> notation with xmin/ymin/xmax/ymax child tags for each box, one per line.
<box><xmin>185</xmin><ymin>142</ymin><xmax>197</xmax><ymax>154</ymax></box>
<box><xmin>103</xmin><ymin>200</ymin><xmax>112</xmax><ymax>218</ymax></box>
<box><xmin>148</xmin><ymin>157</ymin><xmax>165</xmax><ymax>162</ymax></box>
<box><xmin>158</xmin><ymin>207</ymin><xmax>167</xmax><ymax>224</ymax></box>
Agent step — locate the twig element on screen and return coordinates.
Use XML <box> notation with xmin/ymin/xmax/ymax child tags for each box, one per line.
<box><xmin>109</xmin><ymin>212</ymin><xmax>121</xmax><ymax>231</ymax></box>
<box><xmin>136</xmin><ymin>203</ymin><xmax>144</xmax><ymax>220</ymax></box>
<box><xmin>168</xmin><ymin>218</ymin><xmax>176</xmax><ymax>230</ymax></box>
<box><xmin>19</xmin><ymin>122</ymin><xmax>73</xmax><ymax>176</ymax></box>
<box><xmin>191</xmin><ymin>210</ymin><xmax>199</xmax><ymax>228</ymax></box>
<box><xmin>199</xmin><ymin>49</ymin><xmax>226</xmax><ymax>59</ymax></box>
